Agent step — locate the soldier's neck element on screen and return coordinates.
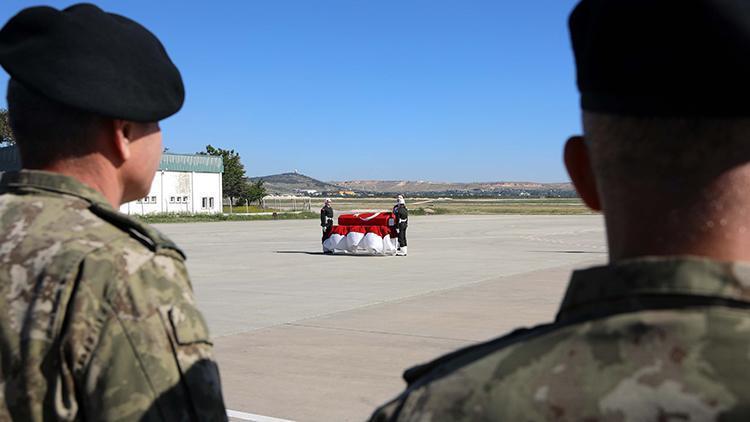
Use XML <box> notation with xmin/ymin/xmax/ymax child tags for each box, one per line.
<box><xmin>609</xmin><ymin>229</ymin><xmax>750</xmax><ymax>263</ymax></box>
<box><xmin>606</xmin><ymin>203</ymin><xmax>750</xmax><ymax>264</ymax></box>
<box><xmin>39</xmin><ymin>158</ymin><xmax>124</xmax><ymax>209</ymax></box>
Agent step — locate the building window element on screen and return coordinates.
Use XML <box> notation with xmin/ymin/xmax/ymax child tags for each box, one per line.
<box><xmin>183</xmin><ymin>196</ymin><xmax>189</xmax><ymax>202</ymax></box>
<box><xmin>202</xmin><ymin>197</ymin><xmax>208</xmax><ymax>208</ymax></box>
<box><xmin>170</xmin><ymin>196</ymin><xmax>175</xmax><ymax>203</ymax></box>
<box><xmin>151</xmin><ymin>196</ymin><xmax>156</xmax><ymax>203</ymax></box>
<box><xmin>176</xmin><ymin>197</ymin><xmax>181</xmax><ymax>203</ymax></box>
<box><xmin>209</xmin><ymin>197</ymin><xmax>214</xmax><ymax>208</ymax></box>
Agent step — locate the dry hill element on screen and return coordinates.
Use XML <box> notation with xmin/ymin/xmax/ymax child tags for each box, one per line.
<box><xmin>249</xmin><ymin>172</ymin><xmax>343</xmax><ymax>195</ymax></box>
<box><xmin>249</xmin><ymin>172</ymin><xmax>576</xmax><ymax>197</ymax></box>
<box><xmin>332</xmin><ymin>180</ymin><xmax>574</xmax><ymax>195</ymax></box>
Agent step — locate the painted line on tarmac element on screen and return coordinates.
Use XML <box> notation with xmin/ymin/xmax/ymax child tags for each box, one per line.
<box><xmin>227</xmin><ymin>409</ymin><xmax>295</xmax><ymax>422</ymax></box>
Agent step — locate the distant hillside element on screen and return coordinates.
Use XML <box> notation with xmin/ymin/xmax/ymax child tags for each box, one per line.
<box><xmin>249</xmin><ymin>172</ymin><xmax>343</xmax><ymax>195</ymax></box>
<box><xmin>248</xmin><ymin>173</ymin><xmax>576</xmax><ymax>198</ymax></box>
<box><xmin>331</xmin><ymin>180</ymin><xmax>575</xmax><ymax>196</ymax></box>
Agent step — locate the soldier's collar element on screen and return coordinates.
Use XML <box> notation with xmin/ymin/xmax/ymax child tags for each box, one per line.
<box><xmin>557</xmin><ymin>256</ymin><xmax>750</xmax><ymax>323</ymax></box>
<box><xmin>0</xmin><ymin>169</ymin><xmax>112</xmax><ymax>208</ymax></box>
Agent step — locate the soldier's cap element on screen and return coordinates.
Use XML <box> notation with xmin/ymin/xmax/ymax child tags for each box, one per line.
<box><xmin>570</xmin><ymin>0</ymin><xmax>750</xmax><ymax>117</ymax></box>
<box><xmin>0</xmin><ymin>3</ymin><xmax>184</xmax><ymax>122</ymax></box>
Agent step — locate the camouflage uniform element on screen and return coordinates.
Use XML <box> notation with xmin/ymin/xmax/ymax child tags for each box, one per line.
<box><xmin>0</xmin><ymin>170</ymin><xmax>226</xmax><ymax>421</ymax></box>
<box><xmin>371</xmin><ymin>256</ymin><xmax>750</xmax><ymax>421</ymax></box>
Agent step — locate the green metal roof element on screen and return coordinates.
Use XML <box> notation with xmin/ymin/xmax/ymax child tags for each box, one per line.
<box><xmin>159</xmin><ymin>153</ymin><xmax>224</xmax><ymax>173</ymax></box>
<box><xmin>0</xmin><ymin>146</ymin><xmax>223</xmax><ymax>173</ymax></box>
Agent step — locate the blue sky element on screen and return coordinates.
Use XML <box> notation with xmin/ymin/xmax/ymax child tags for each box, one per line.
<box><xmin>0</xmin><ymin>1</ymin><xmax>582</xmax><ymax>182</ymax></box>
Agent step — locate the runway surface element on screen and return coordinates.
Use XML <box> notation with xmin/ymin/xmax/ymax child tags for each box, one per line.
<box><xmin>156</xmin><ymin>214</ymin><xmax>607</xmax><ymax>421</ymax></box>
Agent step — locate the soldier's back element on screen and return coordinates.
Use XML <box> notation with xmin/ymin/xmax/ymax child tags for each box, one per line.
<box><xmin>371</xmin><ymin>257</ymin><xmax>750</xmax><ymax>422</ymax></box>
<box><xmin>0</xmin><ymin>170</ymin><xmax>226</xmax><ymax>421</ymax></box>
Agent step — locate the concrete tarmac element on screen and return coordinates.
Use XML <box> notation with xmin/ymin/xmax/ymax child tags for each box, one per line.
<box><xmin>156</xmin><ymin>215</ymin><xmax>607</xmax><ymax>422</ymax></box>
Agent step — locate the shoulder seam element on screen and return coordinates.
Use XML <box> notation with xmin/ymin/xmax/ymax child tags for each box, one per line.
<box><xmin>88</xmin><ymin>203</ymin><xmax>185</xmax><ymax>259</ymax></box>
<box><xmin>392</xmin><ymin>294</ymin><xmax>750</xmax><ymax>421</ymax></box>
<box><xmin>380</xmin><ymin>323</ymin><xmax>558</xmax><ymax>422</ymax></box>
<box><xmin>402</xmin><ymin>323</ymin><xmax>557</xmax><ymax>387</ymax></box>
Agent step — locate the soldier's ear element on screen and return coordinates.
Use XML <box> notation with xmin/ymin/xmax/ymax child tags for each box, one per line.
<box><xmin>564</xmin><ymin>136</ymin><xmax>601</xmax><ymax>211</ymax></box>
<box><xmin>111</xmin><ymin>119</ymin><xmax>132</xmax><ymax>162</ymax></box>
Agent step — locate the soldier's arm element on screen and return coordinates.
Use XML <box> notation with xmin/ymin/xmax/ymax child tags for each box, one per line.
<box><xmin>68</xmin><ymin>244</ymin><xmax>226</xmax><ymax>421</ymax></box>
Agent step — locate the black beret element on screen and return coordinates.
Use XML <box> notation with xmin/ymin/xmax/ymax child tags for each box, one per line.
<box><xmin>570</xmin><ymin>0</ymin><xmax>750</xmax><ymax>117</ymax></box>
<box><xmin>0</xmin><ymin>3</ymin><xmax>184</xmax><ymax>121</ymax></box>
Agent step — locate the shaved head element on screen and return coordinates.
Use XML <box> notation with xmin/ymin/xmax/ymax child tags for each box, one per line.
<box><xmin>583</xmin><ymin>112</ymin><xmax>750</xmax><ymax>188</ymax></box>
<box><xmin>571</xmin><ymin>112</ymin><xmax>750</xmax><ymax>260</ymax></box>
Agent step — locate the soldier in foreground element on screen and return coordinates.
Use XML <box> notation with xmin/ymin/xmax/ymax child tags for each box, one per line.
<box><xmin>370</xmin><ymin>0</ymin><xmax>750</xmax><ymax>420</ymax></box>
<box><xmin>0</xmin><ymin>4</ymin><xmax>226</xmax><ymax>421</ymax></box>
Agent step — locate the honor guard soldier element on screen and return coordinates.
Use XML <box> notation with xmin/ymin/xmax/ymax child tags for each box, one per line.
<box><xmin>0</xmin><ymin>4</ymin><xmax>226</xmax><ymax>421</ymax></box>
<box><xmin>394</xmin><ymin>195</ymin><xmax>408</xmax><ymax>256</ymax></box>
<box><xmin>370</xmin><ymin>0</ymin><xmax>750</xmax><ymax>420</ymax></box>
<box><xmin>321</xmin><ymin>198</ymin><xmax>334</xmax><ymax>246</ymax></box>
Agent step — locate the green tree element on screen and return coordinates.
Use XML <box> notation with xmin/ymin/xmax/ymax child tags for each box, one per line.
<box><xmin>201</xmin><ymin>145</ymin><xmax>249</xmax><ymax>206</ymax></box>
<box><xmin>246</xmin><ymin>179</ymin><xmax>267</xmax><ymax>206</ymax></box>
<box><xmin>0</xmin><ymin>108</ymin><xmax>14</xmax><ymax>146</ymax></box>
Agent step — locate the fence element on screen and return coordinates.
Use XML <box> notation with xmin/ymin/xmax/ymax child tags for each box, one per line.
<box><xmin>261</xmin><ymin>195</ymin><xmax>313</xmax><ymax>211</ymax></box>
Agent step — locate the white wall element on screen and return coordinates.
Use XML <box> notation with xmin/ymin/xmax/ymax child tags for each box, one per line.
<box><xmin>120</xmin><ymin>170</ymin><xmax>223</xmax><ymax>215</ymax></box>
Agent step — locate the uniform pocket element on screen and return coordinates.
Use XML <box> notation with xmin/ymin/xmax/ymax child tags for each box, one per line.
<box><xmin>163</xmin><ymin>306</ymin><xmax>226</xmax><ymax>421</ymax></box>
<box><xmin>120</xmin><ymin>307</ymin><xmax>224</xmax><ymax>421</ymax></box>
<box><xmin>167</xmin><ymin>305</ymin><xmax>212</xmax><ymax>346</ymax></box>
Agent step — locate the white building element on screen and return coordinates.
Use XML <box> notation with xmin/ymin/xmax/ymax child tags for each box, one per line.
<box><xmin>0</xmin><ymin>146</ymin><xmax>223</xmax><ymax>215</ymax></box>
<box><xmin>120</xmin><ymin>153</ymin><xmax>223</xmax><ymax>215</ymax></box>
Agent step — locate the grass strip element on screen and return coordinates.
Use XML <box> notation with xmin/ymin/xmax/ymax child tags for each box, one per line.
<box><xmin>135</xmin><ymin>211</ymin><xmax>318</xmax><ymax>224</ymax></box>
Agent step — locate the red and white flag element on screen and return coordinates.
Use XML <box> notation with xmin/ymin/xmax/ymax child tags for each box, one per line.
<box><xmin>323</xmin><ymin>212</ymin><xmax>398</xmax><ymax>255</ymax></box>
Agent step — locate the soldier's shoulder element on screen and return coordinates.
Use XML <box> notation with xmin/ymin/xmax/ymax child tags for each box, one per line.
<box><xmin>0</xmin><ymin>191</ymin><xmax>117</xmax><ymax>248</ymax></box>
<box><xmin>403</xmin><ymin>322</ymin><xmax>559</xmax><ymax>388</ymax></box>
<box><xmin>87</xmin><ymin>203</ymin><xmax>185</xmax><ymax>260</ymax></box>
<box><xmin>77</xmin><ymin>205</ymin><xmax>192</xmax><ymax>320</ymax></box>
<box><xmin>0</xmin><ymin>192</ymin><xmax>183</xmax><ymax>259</ymax></box>
<box><xmin>372</xmin><ymin>304</ymin><xmax>750</xmax><ymax>421</ymax></box>
<box><xmin>370</xmin><ymin>321</ymin><xmax>566</xmax><ymax>421</ymax></box>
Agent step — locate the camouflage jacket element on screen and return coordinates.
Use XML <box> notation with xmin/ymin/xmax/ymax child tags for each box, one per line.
<box><xmin>0</xmin><ymin>170</ymin><xmax>226</xmax><ymax>421</ymax></box>
<box><xmin>371</xmin><ymin>256</ymin><xmax>750</xmax><ymax>421</ymax></box>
